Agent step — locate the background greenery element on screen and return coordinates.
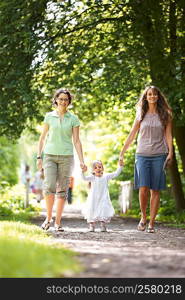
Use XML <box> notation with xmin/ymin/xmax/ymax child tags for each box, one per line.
<box><xmin>0</xmin><ymin>0</ymin><xmax>185</xmax><ymax>277</ymax></box>
<box><xmin>1</xmin><ymin>0</ymin><xmax>185</xmax><ymax>219</ymax></box>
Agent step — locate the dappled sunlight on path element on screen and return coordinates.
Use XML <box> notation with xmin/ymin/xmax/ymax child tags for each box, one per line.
<box><xmin>32</xmin><ymin>202</ymin><xmax>185</xmax><ymax>278</ymax></box>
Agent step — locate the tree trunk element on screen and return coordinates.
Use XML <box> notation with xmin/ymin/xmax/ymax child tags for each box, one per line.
<box><xmin>168</xmin><ymin>146</ymin><xmax>185</xmax><ymax>211</ymax></box>
<box><xmin>175</xmin><ymin>4</ymin><xmax>185</xmax><ymax>176</ymax></box>
<box><xmin>174</xmin><ymin>126</ymin><xmax>185</xmax><ymax>175</ymax></box>
<box><xmin>167</xmin><ymin>1</ymin><xmax>185</xmax><ymax>210</ymax></box>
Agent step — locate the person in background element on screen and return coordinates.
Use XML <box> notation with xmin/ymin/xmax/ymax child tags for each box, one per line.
<box><xmin>33</xmin><ymin>169</ymin><xmax>44</xmax><ymax>203</ymax></box>
<box><xmin>21</xmin><ymin>164</ymin><xmax>31</xmax><ymax>187</ymax></box>
<box><xmin>67</xmin><ymin>176</ymin><xmax>74</xmax><ymax>204</ymax></box>
<box><xmin>21</xmin><ymin>164</ymin><xmax>31</xmax><ymax>208</ymax></box>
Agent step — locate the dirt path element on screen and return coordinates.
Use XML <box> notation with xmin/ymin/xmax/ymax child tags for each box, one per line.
<box><xmin>32</xmin><ymin>203</ymin><xmax>185</xmax><ymax>278</ymax></box>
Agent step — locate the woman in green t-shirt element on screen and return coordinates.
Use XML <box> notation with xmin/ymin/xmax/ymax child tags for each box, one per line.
<box><xmin>37</xmin><ymin>88</ymin><xmax>87</xmax><ymax>232</ymax></box>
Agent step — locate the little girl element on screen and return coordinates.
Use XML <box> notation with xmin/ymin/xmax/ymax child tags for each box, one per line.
<box><xmin>81</xmin><ymin>160</ymin><xmax>123</xmax><ymax>232</ymax></box>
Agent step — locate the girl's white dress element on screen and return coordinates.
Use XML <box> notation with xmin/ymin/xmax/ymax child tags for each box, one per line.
<box><xmin>81</xmin><ymin>166</ymin><xmax>123</xmax><ymax>223</ymax></box>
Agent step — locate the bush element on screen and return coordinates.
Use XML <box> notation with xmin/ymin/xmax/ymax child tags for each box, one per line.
<box><xmin>0</xmin><ymin>137</ymin><xmax>20</xmax><ymax>186</ymax></box>
<box><xmin>0</xmin><ymin>184</ymin><xmax>40</xmax><ymax>221</ymax></box>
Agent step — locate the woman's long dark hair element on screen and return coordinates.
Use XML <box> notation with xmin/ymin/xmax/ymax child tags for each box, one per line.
<box><xmin>136</xmin><ymin>86</ymin><xmax>172</xmax><ymax>127</ymax></box>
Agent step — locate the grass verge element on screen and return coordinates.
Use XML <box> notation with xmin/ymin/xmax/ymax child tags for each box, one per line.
<box><xmin>0</xmin><ymin>221</ymin><xmax>82</xmax><ymax>278</ymax></box>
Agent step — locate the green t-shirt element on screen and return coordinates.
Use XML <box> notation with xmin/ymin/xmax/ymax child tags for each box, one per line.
<box><xmin>43</xmin><ymin>110</ymin><xmax>80</xmax><ymax>155</ymax></box>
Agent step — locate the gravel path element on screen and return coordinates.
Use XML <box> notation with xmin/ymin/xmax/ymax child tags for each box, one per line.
<box><xmin>32</xmin><ymin>203</ymin><xmax>185</xmax><ymax>278</ymax></box>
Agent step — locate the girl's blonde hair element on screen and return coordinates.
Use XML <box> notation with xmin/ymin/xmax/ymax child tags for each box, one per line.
<box><xmin>91</xmin><ymin>160</ymin><xmax>104</xmax><ymax>175</ymax></box>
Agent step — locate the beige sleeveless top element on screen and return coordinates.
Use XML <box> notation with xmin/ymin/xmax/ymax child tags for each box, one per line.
<box><xmin>136</xmin><ymin>112</ymin><xmax>168</xmax><ymax>156</ymax></box>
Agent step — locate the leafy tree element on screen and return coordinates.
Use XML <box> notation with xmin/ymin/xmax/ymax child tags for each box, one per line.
<box><xmin>1</xmin><ymin>0</ymin><xmax>185</xmax><ymax>210</ymax></box>
<box><xmin>0</xmin><ymin>137</ymin><xmax>20</xmax><ymax>186</ymax></box>
<box><xmin>0</xmin><ymin>0</ymin><xmax>48</xmax><ymax>139</ymax></box>
<box><xmin>34</xmin><ymin>0</ymin><xmax>185</xmax><ymax>210</ymax></box>
<box><xmin>129</xmin><ymin>0</ymin><xmax>185</xmax><ymax>210</ymax></box>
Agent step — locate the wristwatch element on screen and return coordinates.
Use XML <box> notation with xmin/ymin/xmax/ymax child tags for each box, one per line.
<box><xmin>37</xmin><ymin>156</ymin><xmax>42</xmax><ymax>159</ymax></box>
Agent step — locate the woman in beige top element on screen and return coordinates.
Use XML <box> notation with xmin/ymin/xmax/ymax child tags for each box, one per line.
<box><xmin>119</xmin><ymin>86</ymin><xmax>173</xmax><ymax>233</ymax></box>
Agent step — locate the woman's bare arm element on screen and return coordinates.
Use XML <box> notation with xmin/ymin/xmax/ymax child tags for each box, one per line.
<box><xmin>72</xmin><ymin>126</ymin><xmax>87</xmax><ymax>171</ymax></box>
<box><xmin>165</xmin><ymin>119</ymin><xmax>173</xmax><ymax>162</ymax></box>
<box><xmin>37</xmin><ymin>123</ymin><xmax>49</xmax><ymax>170</ymax></box>
<box><xmin>119</xmin><ymin>119</ymin><xmax>140</xmax><ymax>164</ymax></box>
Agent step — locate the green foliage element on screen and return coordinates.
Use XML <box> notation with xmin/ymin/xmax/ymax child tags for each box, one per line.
<box><xmin>0</xmin><ymin>221</ymin><xmax>81</xmax><ymax>277</ymax></box>
<box><xmin>73</xmin><ymin>180</ymin><xmax>88</xmax><ymax>204</ymax></box>
<box><xmin>1</xmin><ymin>1</ymin><xmax>184</xmax><ymax>213</ymax></box>
<box><xmin>34</xmin><ymin>0</ymin><xmax>148</xmax><ymax>122</ymax></box>
<box><xmin>1</xmin><ymin>0</ymin><xmax>185</xmax><ymax>133</ymax></box>
<box><xmin>110</xmin><ymin>180</ymin><xmax>122</xmax><ymax>213</ymax></box>
<box><xmin>0</xmin><ymin>137</ymin><xmax>19</xmax><ymax>186</ymax></box>
<box><xmin>32</xmin><ymin>0</ymin><xmax>185</xmax><ymax>128</ymax></box>
<box><xmin>0</xmin><ymin>0</ymin><xmax>48</xmax><ymax>139</ymax></box>
<box><xmin>0</xmin><ymin>184</ymin><xmax>39</xmax><ymax>221</ymax></box>
<box><xmin>18</xmin><ymin>129</ymin><xmax>40</xmax><ymax>174</ymax></box>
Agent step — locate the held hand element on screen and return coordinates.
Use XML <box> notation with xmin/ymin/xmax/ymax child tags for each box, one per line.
<box><xmin>119</xmin><ymin>157</ymin><xmax>124</xmax><ymax>166</ymax></box>
<box><xmin>80</xmin><ymin>162</ymin><xmax>87</xmax><ymax>172</ymax></box>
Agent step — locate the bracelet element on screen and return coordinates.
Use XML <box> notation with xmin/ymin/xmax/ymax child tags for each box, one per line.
<box><xmin>37</xmin><ymin>156</ymin><xmax>42</xmax><ymax>159</ymax></box>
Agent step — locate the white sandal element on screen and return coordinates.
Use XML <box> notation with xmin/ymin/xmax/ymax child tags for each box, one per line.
<box><xmin>41</xmin><ymin>219</ymin><xmax>53</xmax><ymax>230</ymax></box>
<box><xmin>54</xmin><ymin>224</ymin><xmax>64</xmax><ymax>232</ymax></box>
<box><xmin>147</xmin><ymin>226</ymin><xmax>155</xmax><ymax>233</ymax></box>
<box><xmin>89</xmin><ymin>224</ymin><xmax>95</xmax><ymax>232</ymax></box>
<box><xmin>100</xmin><ymin>223</ymin><xmax>107</xmax><ymax>232</ymax></box>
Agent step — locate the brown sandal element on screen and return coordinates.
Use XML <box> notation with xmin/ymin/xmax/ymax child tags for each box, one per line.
<box><xmin>147</xmin><ymin>226</ymin><xmax>155</xmax><ymax>233</ymax></box>
<box><xmin>137</xmin><ymin>220</ymin><xmax>146</xmax><ymax>231</ymax></box>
